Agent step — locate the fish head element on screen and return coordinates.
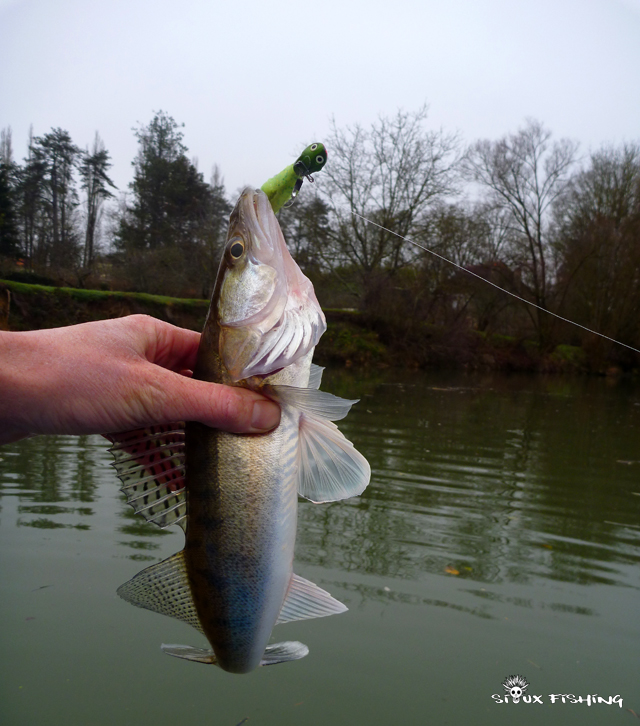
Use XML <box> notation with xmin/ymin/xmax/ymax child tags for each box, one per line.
<box><xmin>216</xmin><ymin>187</ymin><xmax>326</xmax><ymax>381</ymax></box>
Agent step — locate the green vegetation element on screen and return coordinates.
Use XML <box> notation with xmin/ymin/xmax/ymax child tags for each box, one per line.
<box><xmin>315</xmin><ymin>318</ymin><xmax>387</xmax><ymax>367</ymax></box>
<box><xmin>550</xmin><ymin>344</ymin><xmax>588</xmax><ymax>371</ymax></box>
<box><xmin>0</xmin><ymin>278</ymin><xmax>208</xmax><ymax>332</ymax></box>
<box><xmin>3</xmin><ymin>278</ymin><xmax>206</xmax><ymax>305</ymax></box>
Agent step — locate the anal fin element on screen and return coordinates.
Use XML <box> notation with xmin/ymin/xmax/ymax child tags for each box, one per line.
<box><xmin>117</xmin><ymin>550</ymin><xmax>204</xmax><ymax>635</ymax></box>
<box><xmin>277</xmin><ymin>573</ymin><xmax>347</xmax><ymax>624</ymax></box>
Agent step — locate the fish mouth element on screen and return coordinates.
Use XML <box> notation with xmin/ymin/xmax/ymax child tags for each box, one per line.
<box><xmin>218</xmin><ymin>188</ymin><xmax>326</xmax><ymax>381</ymax></box>
<box><xmin>219</xmin><ymin>188</ymin><xmax>289</xmax><ymax>332</ymax></box>
<box><xmin>232</xmin><ymin>187</ymin><xmax>283</xmax><ymax>267</ymax></box>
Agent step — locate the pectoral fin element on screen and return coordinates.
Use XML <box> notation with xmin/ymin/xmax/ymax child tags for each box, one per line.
<box><xmin>297</xmin><ymin>412</ymin><xmax>371</xmax><ymax>502</ymax></box>
<box><xmin>268</xmin><ymin>383</ymin><xmax>370</xmax><ymax>502</ymax></box>
<box><xmin>269</xmin><ymin>383</ymin><xmax>357</xmax><ymax>421</ymax></box>
<box><xmin>277</xmin><ymin>573</ymin><xmax>347</xmax><ymax>624</ymax></box>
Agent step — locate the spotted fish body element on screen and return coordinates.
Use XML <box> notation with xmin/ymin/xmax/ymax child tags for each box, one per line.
<box><xmin>109</xmin><ymin>187</ymin><xmax>369</xmax><ymax>673</ymax></box>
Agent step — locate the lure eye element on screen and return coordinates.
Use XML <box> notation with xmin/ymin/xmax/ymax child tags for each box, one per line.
<box><xmin>229</xmin><ymin>240</ymin><xmax>244</xmax><ymax>259</ymax></box>
<box><xmin>316</xmin><ymin>155</ymin><xmax>325</xmax><ymax>164</ymax></box>
<box><xmin>310</xmin><ymin>143</ymin><xmax>318</xmax><ymax>151</ymax></box>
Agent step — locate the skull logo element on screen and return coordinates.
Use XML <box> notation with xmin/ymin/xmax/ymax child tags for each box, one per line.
<box><xmin>502</xmin><ymin>675</ymin><xmax>529</xmax><ymax>703</ymax></box>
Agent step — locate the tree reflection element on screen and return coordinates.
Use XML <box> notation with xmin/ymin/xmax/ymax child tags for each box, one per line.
<box><xmin>0</xmin><ymin>434</ymin><xmax>102</xmax><ymax>528</ymax></box>
<box><xmin>299</xmin><ymin>369</ymin><xmax>640</xmax><ymax>593</ymax></box>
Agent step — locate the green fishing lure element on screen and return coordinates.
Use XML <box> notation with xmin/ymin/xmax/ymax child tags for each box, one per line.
<box><xmin>261</xmin><ymin>142</ymin><xmax>327</xmax><ymax>214</ymax></box>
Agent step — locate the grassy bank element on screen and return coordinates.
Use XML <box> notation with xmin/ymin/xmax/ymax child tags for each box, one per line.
<box><xmin>0</xmin><ymin>279</ymin><xmax>210</xmax><ymax>332</ymax></box>
<box><xmin>1</xmin><ymin>279</ymin><xmax>632</xmax><ymax>375</ymax></box>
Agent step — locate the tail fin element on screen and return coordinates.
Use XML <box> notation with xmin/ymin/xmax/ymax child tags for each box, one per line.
<box><xmin>161</xmin><ymin>644</ymin><xmax>217</xmax><ymax>664</ymax></box>
<box><xmin>260</xmin><ymin>641</ymin><xmax>309</xmax><ymax>666</ymax></box>
<box><xmin>161</xmin><ymin>641</ymin><xmax>309</xmax><ymax>668</ymax></box>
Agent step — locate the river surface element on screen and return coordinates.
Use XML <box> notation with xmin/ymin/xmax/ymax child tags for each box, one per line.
<box><xmin>1</xmin><ymin>369</ymin><xmax>639</xmax><ymax>725</ymax></box>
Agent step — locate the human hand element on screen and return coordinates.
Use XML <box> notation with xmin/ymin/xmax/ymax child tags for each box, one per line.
<box><xmin>0</xmin><ymin>315</ymin><xmax>281</xmax><ymax>445</ymax></box>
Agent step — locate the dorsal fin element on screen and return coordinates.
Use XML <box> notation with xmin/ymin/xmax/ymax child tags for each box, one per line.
<box><xmin>105</xmin><ymin>424</ymin><xmax>187</xmax><ymax>530</ymax></box>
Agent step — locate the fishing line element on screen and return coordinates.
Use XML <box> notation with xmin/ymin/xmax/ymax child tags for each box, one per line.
<box><xmin>352</xmin><ymin>211</ymin><xmax>640</xmax><ymax>355</ymax></box>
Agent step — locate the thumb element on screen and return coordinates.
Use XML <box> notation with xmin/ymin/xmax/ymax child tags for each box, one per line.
<box><xmin>153</xmin><ymin>370</ymin><xmax>281</xmax><ymax>434</ymax></box>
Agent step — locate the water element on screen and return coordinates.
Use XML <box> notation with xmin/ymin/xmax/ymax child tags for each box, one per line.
<box><xmin>1</xmin><ymin>370</ymin><xmax>639</xmax><ymax>725</ymax></box>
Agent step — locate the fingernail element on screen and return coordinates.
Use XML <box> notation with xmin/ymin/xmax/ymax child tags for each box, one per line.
<box><xmin>251</xmin><ymin>400</ymin><xmax>280</xmax><ymax>431</ymax></box>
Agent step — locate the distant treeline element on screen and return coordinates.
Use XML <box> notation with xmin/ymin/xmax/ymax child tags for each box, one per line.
<box><xmin>1</xmin><ymin>108</ymin><xmax>639</xmax><ymax>370</ymax></box>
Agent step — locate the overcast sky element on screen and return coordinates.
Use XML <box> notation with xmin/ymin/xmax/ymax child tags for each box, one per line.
<box><xmin>1</xmin><ymin>0</ymin><xmax>639</xmax><ymax>198</ymax></box>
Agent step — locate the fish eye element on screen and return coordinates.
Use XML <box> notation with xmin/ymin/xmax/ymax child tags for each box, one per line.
<box><xmin>229</xmin><ymin>240</ymin><xmax>244</xmax><ymax>259</ymax></box>
<box><xmin>310</xmin><ymin>143</ymin><xmax>318</xmax><ymax>151</ymax></box>
<box><xmin>316</xmin><ymin>155</ymin><xmax>325</xmax><ymax>164</ymax></box>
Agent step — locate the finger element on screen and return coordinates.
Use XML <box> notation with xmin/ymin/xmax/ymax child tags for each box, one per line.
<box><xmin>146</xmin><ymin>369</ymin><xmax>281</xmax><ymax>434</ymax></box>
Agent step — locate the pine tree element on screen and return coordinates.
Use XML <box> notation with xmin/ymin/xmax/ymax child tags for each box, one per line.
<box><xmin>31</xmin><ymin>128</ymin><xmax>81</xmax><ymax>270</ymax></box>
<box><xmin>116</xmin><ymin>111</ymin><xmax>227</xmax><ymax>295</ymax></box>
<box><xmin>79</xmin><ymin>133</ymin><xmax>116</xmax><ymax>269</ymax></box>
<box><xmin>0</xmin><ymin>128</ymin><xmax>19</xmax><ymax>258</ymax></box>
<box><xmin>0</xmin><ymin>162</ymin><xmax>19</xmax><ymax>258</ymax></box>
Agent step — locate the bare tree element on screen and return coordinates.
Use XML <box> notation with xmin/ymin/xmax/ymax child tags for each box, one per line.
<box><xmin>464</xmin><ymin>119</ymin><xmax>578</xmax><ymax>345</ymax></box>
<box><xmin>554</xmin><ymin>143</ymin><xmax>640</xmax><ymax>361</ymax></box>
<box><xmin>320</xmin><ymin>106</ymin><xmax>461</xmax><ymax>301</ymax></box>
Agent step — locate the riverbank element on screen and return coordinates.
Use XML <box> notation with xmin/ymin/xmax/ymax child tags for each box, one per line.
<box><xmin>1</xmin><ymin>279</ymin><xmax>636</xmax><ymax>376</ymax></box>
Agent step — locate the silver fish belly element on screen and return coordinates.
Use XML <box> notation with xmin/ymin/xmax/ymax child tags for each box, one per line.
<box><xmin>184</xmin><ymin>361</ymin><xmax>307</xmax><ymax>673</ymax></box>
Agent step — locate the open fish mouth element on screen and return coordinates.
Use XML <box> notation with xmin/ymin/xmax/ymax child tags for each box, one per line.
<box><xmin>218</xmin><ymin>187</ymin><xmax>326</xmax><ymax>381</ymax></box>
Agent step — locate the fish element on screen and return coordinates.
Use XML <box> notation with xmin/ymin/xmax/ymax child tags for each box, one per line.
<box><xmin>107</xmin><ymin>186</ymin><xmax>370</xmax><ymax>673</ymax></box>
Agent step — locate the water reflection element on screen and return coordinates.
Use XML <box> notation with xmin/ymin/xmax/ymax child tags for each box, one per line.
<box><xmin>1</xmin><ymin>370</ymin><xmax>639</xmax><ymax>592</ymax></box>
<box><xmin>0</xmin><ymin>434</ymin><xmax>100</xmax><ymax>503</ymax></box>
<box><xmin>295</xmin><ymin>371</ymin><xmax>640</xmax><ymax>600</ymax></box>
<box><xmin>0</xmin><ymin>434</ymin><xmax>173</xmax><ymax>560</ymax></box>
<box><xmin>117</xmin><ymin>506</ymin><xmax>173</xmax><ymax>561</ymax></box>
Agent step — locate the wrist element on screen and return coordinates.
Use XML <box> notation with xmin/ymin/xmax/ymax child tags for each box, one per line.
<box><xmin>0</xmin><ymin>330</ymin><xmax>41</xmax><ymax>443</ymax></box>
